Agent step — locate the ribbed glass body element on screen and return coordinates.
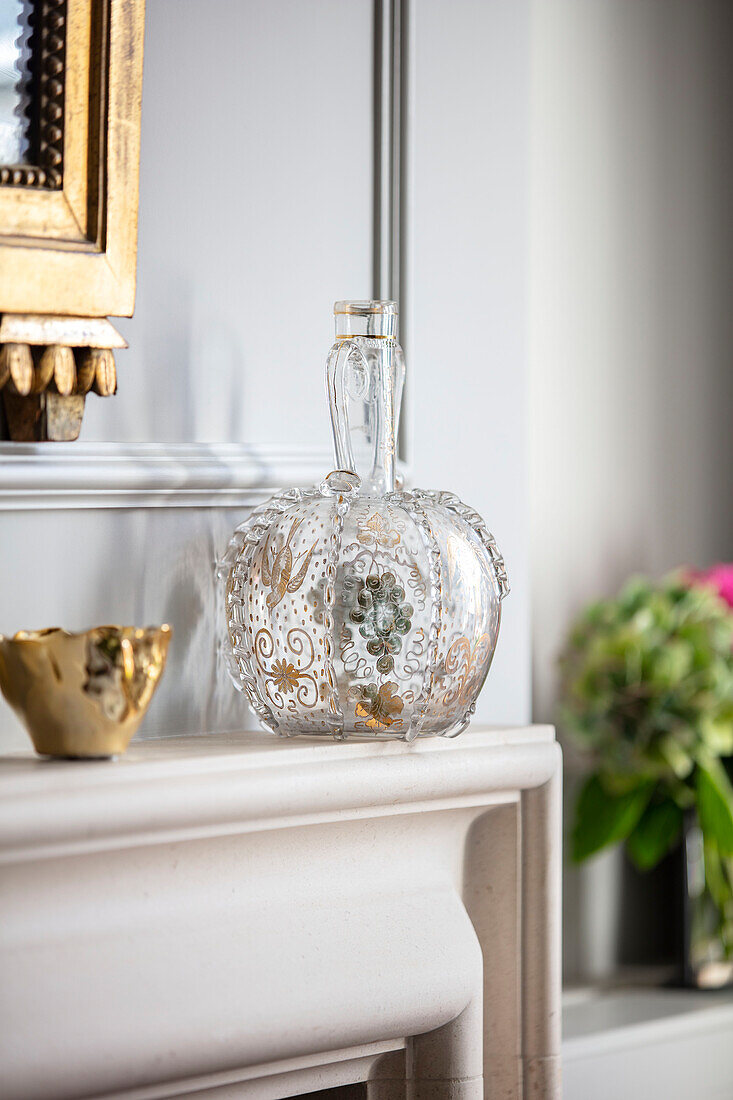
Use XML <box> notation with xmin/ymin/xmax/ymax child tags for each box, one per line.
<box><xmin>219</xmin><ymin>301</ymin><xmax>509</xmax><ymax>740</ymax></box>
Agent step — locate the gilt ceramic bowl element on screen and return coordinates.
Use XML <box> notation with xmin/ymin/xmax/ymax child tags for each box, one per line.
<box><xmin>0</xmin><ymin>625</ymin><xmax>172</xmax><ymax>758</ymax></box>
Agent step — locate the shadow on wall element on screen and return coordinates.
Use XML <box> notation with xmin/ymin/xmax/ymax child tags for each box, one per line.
<box><xmin>135</xmin><ymin>506</ymin><xmax>253</xmax><ymax>739</ymax></box>
<box><xmin>0</xmin><ymin>505</ymin><xmax>256</xmax><ymax>754</ymax></box>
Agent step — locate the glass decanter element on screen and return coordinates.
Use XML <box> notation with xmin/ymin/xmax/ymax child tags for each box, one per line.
<box><xmin>219</xmin><ymin>300</ymin><xmax>509</xmax><ymax>740</ymax></box>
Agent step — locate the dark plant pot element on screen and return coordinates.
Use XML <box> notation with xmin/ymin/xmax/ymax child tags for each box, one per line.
<box><xmin>618</xmin><ymin>845</ymin><xmax>680</xmax><ymax>969</ymax></box>
<box><xmin>680</xmin><ymin>809</ymin><xmax>733</xmax><ymax>990</ymax></box>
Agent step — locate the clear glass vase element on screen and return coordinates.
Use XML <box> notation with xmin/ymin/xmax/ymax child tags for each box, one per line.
<box><xmin>219</xmin><ymin>300</ymin><xmax>509</xmax><ymax>740</ymax></box>
<box><xmin>682</xmin><ymin>809</ymin><xmax>733</xmax><ymax>989</ymax></box>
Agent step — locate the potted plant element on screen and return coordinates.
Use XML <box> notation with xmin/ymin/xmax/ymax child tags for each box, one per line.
<box><xmin>560</xmin><ymin>567</ymin><xmax>733</xmax><ymax>988</ymax></box>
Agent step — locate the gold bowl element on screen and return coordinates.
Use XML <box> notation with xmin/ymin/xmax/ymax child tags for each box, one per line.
<box><xmin>0</xmin><ymin>625</ymin><xmax>172</xmax><ymax>758</ymax></box>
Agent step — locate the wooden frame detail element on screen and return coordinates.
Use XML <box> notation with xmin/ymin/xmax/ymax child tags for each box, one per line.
<box><xmin>0</xmin><ymin>0</ymin><xmax>145</xmax><ymax>318</ymax></box>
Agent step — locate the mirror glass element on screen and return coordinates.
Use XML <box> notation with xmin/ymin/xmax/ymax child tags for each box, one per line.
<box><xmin>88</xmin><ymin>0</ymin><xmax>374</xmax><ymax>445</ymax></box>
<box><xmin>0</xmin><ymin>0</ymin><xmax>31</xmax><ymax>164</ymax></box>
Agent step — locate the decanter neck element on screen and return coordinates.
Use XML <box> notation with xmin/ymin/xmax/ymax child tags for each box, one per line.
<box><xmin>334</xmin><ymin>300</ymin><xmax>397</xmax><ymax>339</ymax></box>
<box><xmin>326</xmin><ymin>300</ymin><xmax>404</xmax><ymax>496</ymax></box>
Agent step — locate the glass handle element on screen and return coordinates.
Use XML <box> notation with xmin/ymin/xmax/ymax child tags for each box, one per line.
<box><xmin>326</xmin><ymin>337</ymin><xmax>403</xmax><ymax>495</ymax></box>
<box><xmin>325</xmin><ymin>338</ymin><xmax>368</xmax><ymax>478</ymax></box>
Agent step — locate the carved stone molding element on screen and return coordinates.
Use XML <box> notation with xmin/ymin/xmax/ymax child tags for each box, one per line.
<box><xmin>0</xmin><ymin>727</ymin><xmax>562</xmax><ymax>1100</ymax></box>
<box><xmin>0</xmin><ymin>443</ymin><xmax>336</xmax><ymax>510</ymax></box>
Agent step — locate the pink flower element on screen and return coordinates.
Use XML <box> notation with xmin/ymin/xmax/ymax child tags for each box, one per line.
<box><xmin>688</xmin><ymin>564</ymin><xmax>733</xmax><ymax>609</ymax></box>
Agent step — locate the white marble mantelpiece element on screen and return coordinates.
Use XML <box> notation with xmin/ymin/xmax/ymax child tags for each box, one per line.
<box><xmin>0</xmin><ymin>726</ymin><xmax>561</xmax><ymax>1100</ymax></box>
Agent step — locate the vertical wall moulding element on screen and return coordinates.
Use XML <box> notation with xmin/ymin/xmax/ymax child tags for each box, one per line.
<box><xmin>373</xmin><ymin>0</ymin><xmax>413</xmax><ymax>461</ymax></box>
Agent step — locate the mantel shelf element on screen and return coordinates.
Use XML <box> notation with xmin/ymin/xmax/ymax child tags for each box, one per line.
<box><xmin>0</xmin><ymin>725</ymin><xmax>556</xmax><ymax>864</ymax></box>
<box><xmin>0</xmin><ymin>725</ymin><xmax>562</xmax><ymax>1100</ymax></box>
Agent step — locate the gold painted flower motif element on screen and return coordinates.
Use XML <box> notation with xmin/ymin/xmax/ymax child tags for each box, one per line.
<box><xmin>270</xmin><ymin>659</ymin><xmax>300</xmax><ymax>695</ymax></box>
<box><xmin>357</xmin><ymin>511</ymin><xmax>400</xmax><ymax>549</ymax></box>
<box><xmin>354</xmin><ymin>681</ymin><xmax>404</xmax><ymax>730</ymax></box>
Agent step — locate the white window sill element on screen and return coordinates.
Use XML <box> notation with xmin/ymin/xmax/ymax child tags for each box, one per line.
<box><xmin>563</xmin><ymin>984</ymin><xmax>733</xmax><ymax>1100</ymax></box>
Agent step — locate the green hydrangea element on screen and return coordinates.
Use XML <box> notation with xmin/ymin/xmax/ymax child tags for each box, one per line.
<box><xmin>561</xmin><ymin>573</ymin><xmax>733</xmax><ymax>966</ymax></box>
<box><xmin>559</xmin><ymin>576</ymin><xmax>733</xmax><ymax>972</ymax></box>
<box><xmin>561</xmin><ymin>574</ymin><xmax>733</xmax><ymax>785</ymax></box>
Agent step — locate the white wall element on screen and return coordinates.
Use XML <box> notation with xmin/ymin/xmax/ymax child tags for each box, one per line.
<box><xmin>0</xmin><ymin>0</ymin><xmax>532</xmax><ymax>749</ymax></box>
<box><xmin>412</xmin><ymin>0</ymin><xmax>531</xmax><ymax>725</ymax></box>
<box><xmin>529</xmin><ymin>0</ymin><xmax>733</xmax><ymax>977</ymax></box>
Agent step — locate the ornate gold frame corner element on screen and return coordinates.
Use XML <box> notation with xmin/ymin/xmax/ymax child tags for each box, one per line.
<box><xmin>0</xmin><ymin>0</ymin><xmax>145</xmax><ymax>441</ymax></box>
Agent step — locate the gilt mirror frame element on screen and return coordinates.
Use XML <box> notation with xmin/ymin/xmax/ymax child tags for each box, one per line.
<box><xmin>0</xmin><ymin>0</ymin><xmax>144</xmax><ymax>318</ymax></box>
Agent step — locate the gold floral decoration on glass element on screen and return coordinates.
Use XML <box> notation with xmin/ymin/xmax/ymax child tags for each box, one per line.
<box><xmin>255</xmin><ymin>627</ymin><xmax>319</xmax><ymax>710</ymax></box>
<box><xmin>353</xmin><ymin>681</ymin><xmax>405</xmax><ymax>731</ymax></box>
<box><xmin>357</xmin><ymin>511</ymin><xmax>401</xmax><ymax>549</ymax></box>
<box><xmin>441</xmin><ymin>634</ymin><xmax>493</xmax><ymax>709</ymax></box>
<box><xmin>270</xmin><ymin>659</ymin><xmax>300</xmax><ymax>695</ymax></box>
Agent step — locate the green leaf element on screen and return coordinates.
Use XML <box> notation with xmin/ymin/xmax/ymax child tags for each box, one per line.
<box><xmin>697</xmin><ymin>763</ymin><xmax>733</xmax><ymax>857</ymax></box>
<box><xmin>572</xmin><ymin>774</ymin><xmax>654</xmax><ymax>863</ymax></box>
<box><xmin>626</xmin><ymin>800</ymin><xmax>683</xmax><ymax>870</ymax></box>
<box><xmin>656</xmin><ymin>734</ymin><xmax>694</xmax><ymax>779</ymax></box>
<box><xmin>699</xmin><ymin>716</ymin><xmax>733</xmax><ymax>756</ymax></box>
<box><xmin>703</xmin><ymin>837</ymin><xmax>731</xmax><ymax>914</ymax></box>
